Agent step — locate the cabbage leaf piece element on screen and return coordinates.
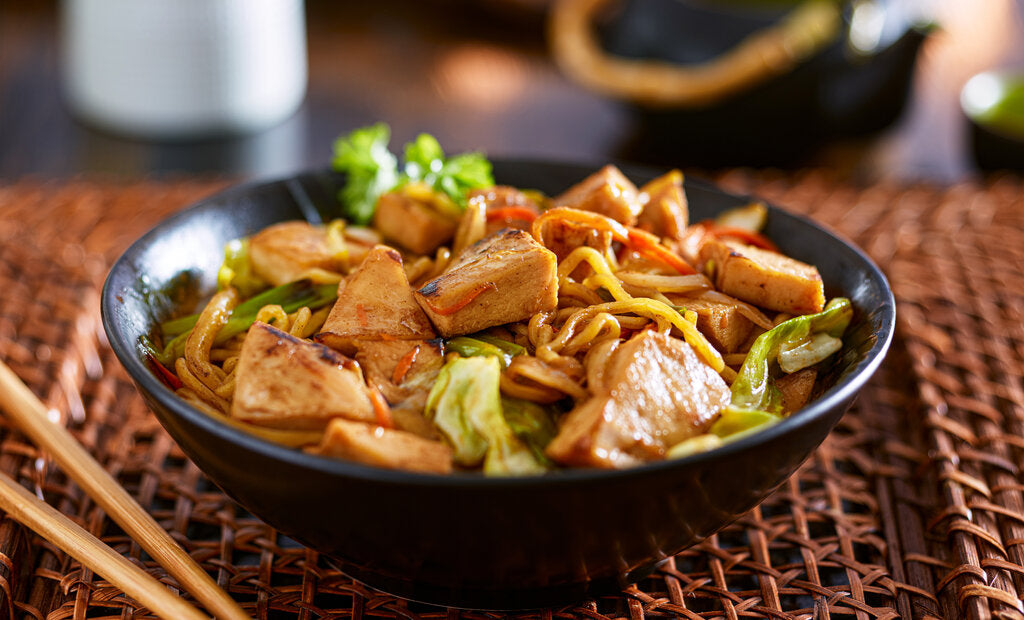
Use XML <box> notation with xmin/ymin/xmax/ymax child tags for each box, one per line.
<box><xmin>424</xmin><ymin>356</ymin><xmax>547</xmax><ymax>475</ymax></box>
<box><xmin>216</xmin><ymin>238</ymin><xmax>268</xmax><ymax>298</ymax></box>
<box><xmin>730</xmin><ymin>297</ymin><xmax>853</xmax><ymax>414</ymax></box>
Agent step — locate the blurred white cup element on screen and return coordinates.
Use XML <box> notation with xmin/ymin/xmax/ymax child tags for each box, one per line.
<box><xmin>62</xmin><ymin>0</ymin><xmax>307</xmax><ymax>138</ymax></box>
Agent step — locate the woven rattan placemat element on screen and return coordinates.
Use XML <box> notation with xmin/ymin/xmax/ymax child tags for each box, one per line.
<box><xmin>0</xmin><ymin>171</ymin><xmax>1022</xmax><ymax>619</ymax></box>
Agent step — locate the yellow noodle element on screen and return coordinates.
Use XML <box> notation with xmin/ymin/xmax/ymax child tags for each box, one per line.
<box><xmin>214</xmin><ymin>374</ymin><xmax>236</xmax><ymax>399</ymax></box>
<box><xmin>543</xmin><ymin>299</ymin><xmax>724</xmax><ymax>371</ymax></box>
<box><xmin>618</xmin><ymin>282</ymin><xmax>674</xmax><ymax>306</ymax></box>
<box><xmin>325</xmin><ymin>219</ymin><xmax>350</xmax><ymax>272</ymax></box>
<box><xmin>506</xmin><ymin>356</ymin><xmax>588</xmax><ymax>400</ymax></box>
<box><xmin>452</xmin><ymin>198</ymin><xmax>487</xmax><ymax>257</ymax></box>
<box><xmin>563</xmin><ymin>312</ymin><xmax>620</xmax><ymax>356</ymax></box>
<box><xmin>579</xmin><ymin>273</ymin><xmax>633</xmax><ymax>302</ymax></box>
<box><xmin>255</xmin><ymin>304</ymin><xmax>289</xmax><ymax>330</ymax></box>
<box><xmin>615</xmin><ymin>271</ymin><xmax>711</xmax><ymax>293</ymax></box>
<box><xmin>175</xmin><ymin>358</ymin><xmax>230</xmax><ymax>413</ymax></box>
<box><xmin>184</xmin><ymin>288</ymin><xmax>238</xmax><ymax>392</ymax></box>
<box><xmin>693</xmin><ymin>290</ymin><xmax>774</xmax><ymax>330</ymax></box>
<box><xmin>499</xmin><ymin>373</ymin><xmax>569</xmax><ymax>404</ymax></box>
<box><xmin>527</xmin><ymin>311</ymin><xmax>557</xmax><ymax>350</ymax></box>
<box><xmin>288</xmin><ymin>306</ymin><xmax>312</xmax><ymax>337</ymax></box>
<box><xmin>222</xmin><ymin>356</ymin><xmax>240</xmax><ymax>374</ymax></box>
<box><xmin>558</xmin><ymin>281</ymin><xmax>605</xmax><ymax>306</ymax></box>
<box><xmin>293</xmin><ymin>267</ymin><xmax>344</xmax><ymax>284</ymax></box>
<box><xmin>719</xmin><ymin>365</ymin><xmax>738</xmax><ymax>385</ymax></box>
<box><xmin>613</xmin><ymin>316</ymin><xmax>650</xmax><ymax>330</ymax></box>
<box><xmin>209</xmin><ymin>348</ymin><xmax>238</xmax><ymax>362</ymax></box>
<box><xmin>178</xmin><ymin>388</ymin><xmax>323</xmax><ymax>448</ymax></box>
<box><xmin>723</xmin><ymin>353</ymin><xmax>749</xmax><ymax>366</ymax></box>
<box><xmin>583</xmin><ymin>337</ymin><xmax>619</xmax><ymax>394</ymax></box>
<box><xmin>404</xmin><ymin>255</ymin><xmax>434</xmax><ymax>284</ymax></box>
<box><xmin>302</xmin><ymin>305</ymin><xmax>331</xmax><ymax>337</ymax></box>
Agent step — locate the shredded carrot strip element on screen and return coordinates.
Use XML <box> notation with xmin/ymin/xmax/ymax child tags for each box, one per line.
<box><xmin>532</xmin><ymin>207</ymin><xmax>630</xmax><ymax>246</ymax></box>
<box><xmin>355</xmin><ymin>304</ymin><xmax>369</xmax><ymax>327</ymax></box>
<box><xmin>708</xmin><ymin>225</ymin><xmax>779</xmax><ymax>252</ymax></box>
<box><xmin>533</xmin><ymin>207</ymin><xmax>695</xmax><ymax>275</ymax></box>
<box><xmin>392</xmin><ymin>345</ymin><xmax>420</xmax><ymax>384</ymax></box>
<box><xmin>147</xmin><ymin>353</ymin><xmax>183</xmax><ymax>390</ymax></box>
<box><xmin>486</xmin><ymin>206</ymin><xmax>538</xmax><ymax>223</ymax></box>
<box><xmin>421</xmin><ymin>282</ymin><xmax>496</xmax><ymax>316</ymax></box>
<box><xmin>625</xmin><ymin>228</ymin><xmax>696</xmax><ymax>275</ymax></box>
<box><xmin>368</xmin><ymin>384</ymin><xmax>393</xmax><ymax>429</ymax></box>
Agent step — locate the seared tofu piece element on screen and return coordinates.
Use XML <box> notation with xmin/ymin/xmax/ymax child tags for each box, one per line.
<box><xmin>373</xmin><ymin>190</ymin><xmax>458</xmax><ymax>255</ymax></box>
<box><xmin>310</xmin><ymin>418</ymin><xmax>453</xmax><ymax>474</ymax></box>
<box><xmin>553</xmin><ymin>165</ymin><xmax>642</xmax><ymax>225</ymax></box>
<box><xmin>316</xmin><ymin>245</ymin><xmax>436</xmax><ymax>354</ymax></box>
<box><xmin>232</xmin><ymin>322</ymin><xmax>374</xmax><ymax>430</ymax></box>
<box><xmin>699</xmin><ymin>239</ymin><xmax>825</xmax><ymax>315</ymax></box>
<box><xmin>353</xmin><ymin>339</ymin><xmax>445</xmax><ymax>438</ymax></box>
<box><xmin>468</xmin><ymin>186</ymin><xmax>542</xmax><ymax>235</ymax></box>
<box><xmin>547</xmin><ymin>330</ymin><xmax>730</xmax><ymax>469</ymax></box>
<box><xmin>671</xmin><ymin>296</ymin><xmax>753</xmax><ymax>354</ymax></box>
<box><xmin>537</xmin><ymin>213</ymin><xmax>614</xmax><ymax>265</ymax></box>
<box><xmin>414</xmin><ymin>229</ymin><xmax>558</xmax><ymax>337</ymax></box>
<box><xmin>776</xmin><ymin>368</ymin><xmax>817</xmax><ymax>414</ymax></box>
<box><xmin>249</xmin><ymin>222</ymin><xmax>345</xmax><ymax>286</ymax></box>
<box><xmin>637</xmin><ymin>170</ymin><xmax>688</xmax><ymax>241</ymax></box>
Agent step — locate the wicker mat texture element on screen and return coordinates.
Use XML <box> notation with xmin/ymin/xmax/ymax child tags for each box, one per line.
<box><xmin>0</xmin><ymin>171</ymin><xmax>1022</xmax><ymax>620</ymax></box>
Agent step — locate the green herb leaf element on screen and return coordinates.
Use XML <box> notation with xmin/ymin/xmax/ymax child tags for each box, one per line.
<box><xmin>331</xmin><ymin>123</ymin><xmax>399</xmax><ymax>225</ymax></box>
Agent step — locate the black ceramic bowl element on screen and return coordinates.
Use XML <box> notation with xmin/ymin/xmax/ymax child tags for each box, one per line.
<box><xmin>554</xmin><ymin>0</ymin><xmax>929</xmax><ymax>166</ymax></box>
<box><xmin>101</xmin><ymin>160</ymin><xmax>894</xmax><ymax>610</ymax></box>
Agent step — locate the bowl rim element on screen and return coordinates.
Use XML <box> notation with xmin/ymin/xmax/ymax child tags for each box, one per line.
<box><xmin>101</xmin><ymin>159</ymin><xmax>895</xmax><ymax>488</ymax></box>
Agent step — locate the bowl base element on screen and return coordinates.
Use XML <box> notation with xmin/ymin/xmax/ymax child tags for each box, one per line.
<box><xmin>324</xmin><ymin>555</ymin><xmax>665</xmax><ymax>610</ymax></box>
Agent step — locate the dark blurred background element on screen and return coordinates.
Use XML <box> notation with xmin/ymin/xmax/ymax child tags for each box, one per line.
<box><xmin>1</xmin><ymin>0</ymin><xmax>1022</xmax><ymax>184</ymax></box>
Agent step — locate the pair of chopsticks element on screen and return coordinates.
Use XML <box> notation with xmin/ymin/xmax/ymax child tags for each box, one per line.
<box><xmin>0</xmin><ymin>360</ymin><xmax>250</xmax><ymax>620</ymax></box>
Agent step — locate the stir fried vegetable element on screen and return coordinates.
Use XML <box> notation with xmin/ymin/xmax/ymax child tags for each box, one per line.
<box><xmin>425</xmin><ymin>356</ymin><xmax>547</xmax><ymax>475</ymax></box>
<box><xmin>331</xmin><ymin>123</ymin><xmax>400</xmax><ymax>225</ymax></box>
<box><xmin>331</xmin><ymin>123</ymin><xmax>494</xmax><ymax>224</ymax></box>
<box><xmin>154</xmin><ymin>280</ymin><xmax>337</xmax><ymax>365</ymax></box>
<box><xmin>217</xmin><ymin>238</ymin><xmax>268</xmax><ymax>298</ymax></box>
<box><xmin>445</xmin><ymin>335</ymin><xmax>525</xmax><ymax>368</ymax></box>
<box><xmin>730</xmin><ymin>297</ymin><xmax>853</xmax><ymax>414</ymax></box>
<box><xmin>154</xmin><ymin>142</ymin><xmax>862</xmax><ymax>475</ymax></box>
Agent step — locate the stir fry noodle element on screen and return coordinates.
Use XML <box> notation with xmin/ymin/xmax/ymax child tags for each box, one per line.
<box><xmin>144</xmin><ymin>125</ymin><xmax>852</xmax><ymax>475</ymax></box>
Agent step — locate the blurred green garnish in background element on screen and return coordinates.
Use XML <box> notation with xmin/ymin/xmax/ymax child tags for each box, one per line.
<box><xmin>962</xmin><ymin>72</ymin><xmax>1024</xmax><ymax>139</ymax></box>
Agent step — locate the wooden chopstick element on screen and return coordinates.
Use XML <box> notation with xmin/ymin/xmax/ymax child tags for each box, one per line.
<box><xmin>0</xmin><ymin>360</ymin><xmax>250</xmax><ymax>620</ymax></box>
<box><xmin>0</xmin><ymin>471</ymin><xmax>208</xmax><ymax>620</ymax></box>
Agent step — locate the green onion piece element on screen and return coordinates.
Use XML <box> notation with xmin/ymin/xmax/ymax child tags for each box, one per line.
<box><xmin>155</xmin><ymin>279</ymin><xmax>337</xmax><ymax>365</ymax></box>
<box><xmin>446</xmin><ymin>336</ymin><xmax>514</xmax><ymax>368</ymax></box>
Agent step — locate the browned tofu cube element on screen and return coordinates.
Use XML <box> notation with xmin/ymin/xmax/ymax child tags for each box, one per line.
<box><xmin>776</xmin><ymin>368</ymin><xmax>817</xmax><ymax>414</ymax></box>
<box><xmin>414</xmin><ymin>229</ymin><xmax>558</xmax><ymax>337</ymax></box>
<box><xmin>316</xmin><ymin>245</ymin><xmax>436</xmax><ymax>354</ymax></box>
<box><xmin>546</xmin><ymin>330</ymin><xmax>730</xmax><ymax>469</ymax></box>
<box><xmin>700</xmin><ymin>239</ymin><xmax>825</xmax><ymax>315</ymax></box>
<box><xmin>353</xmin><ymin>339</ymin><xmax>445</xmax><ymax>438</ymax></box>
<box><xmin>636</xmin><ymin>170</ymin><xmax>688</xmax><ymax>241</ymax></box>
<box><xmin>553</xmin><ymin>165</ymin><xmax>642</xmax><ymax>225</ymax></box>
<box><xmin>248</xmin><ymin>221</ymin><xmax>345</xmax><ymax>286</ymax></box>
<box><xmin>373</xmin><ymin>190</ymin><xmax>458</xmax><ymax>255</ymax></box>
<box><xmin>232</xmin><ymin>322</ymin><xmax>374</xmax><ymax>430</ymax></box>
<box><xmin>467</xmin><ymin>186</ymin><xmax>543</xmax><ymax>235</ymax></box>
<box><xmin>672</xmin><ymin>297</ymin><xmax>753</xmax><ymax>354</ymax></box>
<box><xmin>309</xmin><ymin>418</ymin><xmax>453</xmax><ymax>474</ymax></box>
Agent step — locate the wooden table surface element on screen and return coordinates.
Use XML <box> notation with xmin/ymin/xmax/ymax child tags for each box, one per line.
<box><xmin>1</xmin><ymin>0</ymin><xmax>1022</xmax><ymax>185</ymax></box>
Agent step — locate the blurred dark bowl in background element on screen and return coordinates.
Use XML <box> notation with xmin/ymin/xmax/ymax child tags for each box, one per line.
<box><xmin>552</xmin><ymin>0</ymin><xmax>930</xmax><ymax>167</ymax></box>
